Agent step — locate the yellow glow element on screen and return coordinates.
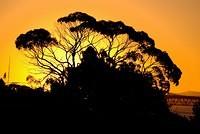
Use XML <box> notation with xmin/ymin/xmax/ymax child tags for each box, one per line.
<box><xmin>0</xmin><ymin>0</ymin><xmax>200</xmax><ymax>93</ymax></box>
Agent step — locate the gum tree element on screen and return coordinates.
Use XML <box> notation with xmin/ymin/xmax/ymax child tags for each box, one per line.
<box><xmin>15</xmin><ymin>12</ymin><xmax>181</xmax><ymax>94</ymax></box>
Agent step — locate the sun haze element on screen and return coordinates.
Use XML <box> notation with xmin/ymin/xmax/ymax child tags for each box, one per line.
<box><xmin>0</xmin><ymin>0</ymin><xmax>199</xmax><ymax>93</ymax></box>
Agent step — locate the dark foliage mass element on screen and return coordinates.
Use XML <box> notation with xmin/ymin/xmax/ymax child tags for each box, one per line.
<box><xmin>0</xmin><ymin>47</ymin><xmax>191</xmax><ymax>128</ymax></box>
<box><xmin>16</xmin><ymin>28</ymin><xmax>57</xmax><ymax>50</ymax></box>
<box><xmin>0</xmin><ymin>52</ymin><xmax>195</xmax><ymax>129</ymax></box>
<box><xmin>1</xmin><ymin>12</ymin><xmax>196</xmax><ymax>129</ymax></box>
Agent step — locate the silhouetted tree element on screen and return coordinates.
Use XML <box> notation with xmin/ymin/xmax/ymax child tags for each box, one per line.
<box><xmin>15</xmin><ymin>12</ymin><xmax>181</xmax><ymax>94</ymax></box>
<box><xmin>11</xmin><ymin>12</ymin><xmax>192</xmax><ymax>128</ymax></box>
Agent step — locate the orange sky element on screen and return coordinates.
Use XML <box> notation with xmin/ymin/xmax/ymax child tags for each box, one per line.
<box><xmin>0</xmin><ymin>0</ymin><xmax>200</xmax><ymax>93</ymax></box>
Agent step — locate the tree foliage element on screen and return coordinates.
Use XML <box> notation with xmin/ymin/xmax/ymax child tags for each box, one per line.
<box><xmin>15</xmin><ymin>12</ymin><xmax>181</xmax><ymax>94</ymax></box>
<box><xmin>16</xmin><ymin>28</ymin><xmax>57</xmax><ymax>50</ymax></box>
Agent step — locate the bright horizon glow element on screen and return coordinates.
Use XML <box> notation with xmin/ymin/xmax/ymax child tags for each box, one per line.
<box><xmin>0</xmin><ymin>0</ymin><xmax>200</xmax><ymax>93</ymax></box>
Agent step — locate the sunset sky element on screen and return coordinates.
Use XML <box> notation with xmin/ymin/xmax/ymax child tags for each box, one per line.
<box><xmin>0</xmin><ymin>0</ymin><xmax>199</xmax><ymax>93</ymax></box>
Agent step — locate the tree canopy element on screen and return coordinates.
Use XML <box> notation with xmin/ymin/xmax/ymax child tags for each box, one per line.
<box><xmin>15</xmin><ymin>11</ymin><xmax>182</xmax><ymax>94</ymax></box>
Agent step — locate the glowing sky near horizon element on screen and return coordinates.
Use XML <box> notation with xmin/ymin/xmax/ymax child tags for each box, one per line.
<box><xmin>0</xmin><ymin>0</ymin><xmax>200</xmax><ymax>93</ymax></box>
